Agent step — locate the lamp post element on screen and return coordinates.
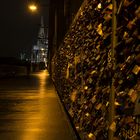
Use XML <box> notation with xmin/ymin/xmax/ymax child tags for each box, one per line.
<box><xmin>108</xmin><ymin>0</ymin><xmax>117</xmax><ymax>139</ymax></box>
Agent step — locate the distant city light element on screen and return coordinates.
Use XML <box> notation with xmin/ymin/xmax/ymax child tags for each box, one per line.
<box><xmin>41</xmin><ymin>48</ymin><xmax>45</xmax><ymax>51</ymax></box>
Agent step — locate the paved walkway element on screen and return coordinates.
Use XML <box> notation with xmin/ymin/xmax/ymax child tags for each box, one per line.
<box><xmin>0</xmin><ymin>70</ymin><xmax>77</xmax><ymax>140</ymax></box>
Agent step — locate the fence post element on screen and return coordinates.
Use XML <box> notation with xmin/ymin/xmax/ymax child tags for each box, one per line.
<box><xmin>108</xmin><ymin>0</ymin><xmax>117</xmax><ymax>139</ymax></box>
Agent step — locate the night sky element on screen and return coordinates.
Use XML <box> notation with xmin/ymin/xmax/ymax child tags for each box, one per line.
<box><xmin>0</xmin><ymin>0</ymin><xmax>48</xmax><ymax>59</ymax></box>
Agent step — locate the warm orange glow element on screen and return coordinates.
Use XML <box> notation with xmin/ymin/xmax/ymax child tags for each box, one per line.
<box><xmin>28</xmin><ymin>3</ymin><xmax>38</xmax><ymax>12</ymax></box>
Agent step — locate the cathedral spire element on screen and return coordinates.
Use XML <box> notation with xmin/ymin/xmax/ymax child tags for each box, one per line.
<box><xmin>31</xmin><ymin>16</ymin><xmax>48</xmax><ymax>66</ymax></box>
<box><xmin>41</xmin><ymin>16</ymin><xmax>44</xmax><ymax>27</ymax></box>
<box><xmin>38</xmin><ymin>16</ymin><xmax>45</xmax><ymax>40</ymax></box>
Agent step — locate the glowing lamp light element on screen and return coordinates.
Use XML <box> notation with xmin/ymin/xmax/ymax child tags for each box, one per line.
<box><xmin>28</xmin><ymin>4</ymin><xmax>38</xmax><ymax>12</ymax></box>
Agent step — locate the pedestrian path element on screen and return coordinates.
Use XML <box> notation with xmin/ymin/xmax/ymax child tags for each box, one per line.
<box><xmin>0</xmin><ymin>70</ymin><xmax>77</xmax><ymax>140</ymax></box>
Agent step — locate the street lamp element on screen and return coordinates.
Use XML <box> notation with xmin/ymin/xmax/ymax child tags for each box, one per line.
<box><xmin>28</xmin><ymin>2</ymin><xmax>38</xmax><ymax>12</ymax></box>
<box><xmin>28</xmin><ymin>1</ymin><xmax>49</xmax><ymax>13</ymax></box>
